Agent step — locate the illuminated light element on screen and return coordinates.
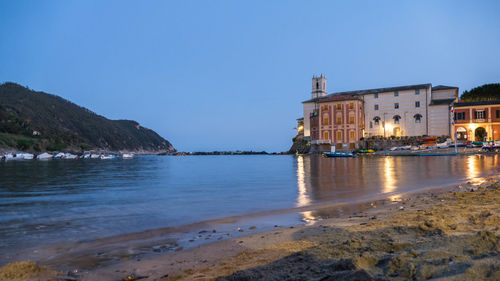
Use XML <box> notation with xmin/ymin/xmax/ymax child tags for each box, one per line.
<box><xmin>389</xmin><ymin>194</ymin><xmax>402</xmax><ymax>202</ymax></box>
<box><xmin>301</xmin><ymin>211</ymin><xmax>316</xmax><ymax>225</ymax></box>
<box><xmin>385</xmin><ymin>124</ymin><xmax>393</xmax><ymax>133</ymax></box>
<box><xmin>466</xmin><ymin>155</ymin><xmax>484</xmax><ymax>186</ymax></box>
<box><xmin>383</xmin><ymin>157</ymin><xmax>396</xmax><ymax>193</ymax></box>
<box><xmin>296</xmin><ymin>155</ymin><xmax>311</xmax><ymax>207</ymax></box>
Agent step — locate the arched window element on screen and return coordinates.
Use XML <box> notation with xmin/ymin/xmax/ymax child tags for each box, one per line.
<box><xmin>414</xmin><ymin>114</ymin><xmax>422</xmax><ymax>123</ymax></box>
<box><xmin>393</xmin><ymin>115</ymin><xmax>401</xmax><ymax>124</ymax></box>
<box><xmin>373</xmin><ymin>116</ymin><xmax>381</xmax><ymax>126</ymax></box>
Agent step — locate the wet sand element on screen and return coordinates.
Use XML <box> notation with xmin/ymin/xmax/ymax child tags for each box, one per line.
<box><xmin>2</xmin><ymin>175</ymin><xmax>500</xmax><ymax>281</ymax></box>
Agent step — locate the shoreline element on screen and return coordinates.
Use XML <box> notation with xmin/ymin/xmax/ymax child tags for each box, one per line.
<box><xmin>2</xmin><ymin>174</ymin><xmax>499</xmax><ymax>280</ymax></box>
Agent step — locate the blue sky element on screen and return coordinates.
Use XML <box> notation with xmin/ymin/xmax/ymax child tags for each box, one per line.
<box><xmin>1</xmin><ymin>1</ymin><xmax>499</xmax><ymax>152</ymax></box>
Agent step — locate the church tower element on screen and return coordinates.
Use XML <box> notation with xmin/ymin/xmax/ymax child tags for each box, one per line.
<box><xmin>311</xmin><ymin>74</ymin><xmax>327</xmax><ymax>99</ymax></box>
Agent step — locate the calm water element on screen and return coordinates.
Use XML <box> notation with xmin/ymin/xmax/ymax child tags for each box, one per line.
<box><xmin>1</xmin><ymin>154</ymin><xmax>499</xmax><ymax>255</ymax></box>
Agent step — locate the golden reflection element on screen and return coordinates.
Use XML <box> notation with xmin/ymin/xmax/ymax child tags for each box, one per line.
<box><xmin>383</xmin><ymin>157</ymin><xmax>396</xmax><ymax>193</ymax></box>
<box><xmin>296</xmin><ymin>155</ymin><xmax>311</xmax><ymax>207</ymax></box>
<box><xmin>466</xmin><ymin>155</ymin><xmax>484</xmax><ymax>185</ymax></box>
<box><xmin>300</xmin><ymin>211</ymin><xmax>316</xmax><ymax>225</ymax></box>
<box><xmin>389</xmin><ymin>194</ymin><xmax>402</xmax><ymax>202</ymax></box>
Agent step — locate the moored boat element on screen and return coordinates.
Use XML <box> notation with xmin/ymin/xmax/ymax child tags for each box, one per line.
<box><xmin>122</xmin><ymin>153</ymin><xmax>134</xmax><ymax>159</ymax></box>
<box><xmin>100</xmin><ymin>154</ymin><xmax>115</xmax><ymax>160</ymax></box>
<box><xmin>36</xmin><ymin>152</ymin><xmax>53</xmax><ymax>160</ymax></box>
<box><xmin>323</xmin><ymin>151</ymin><xmax>355</xmax><ymax>158</ymax></box>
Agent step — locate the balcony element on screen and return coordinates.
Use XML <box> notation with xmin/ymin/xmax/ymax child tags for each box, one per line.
<box><xmin>311</xmin><ymin>139</ymin><xmax>331</xmax><ymax>145</ymax></box>
<box><xmin>472</xmin><ymin>119</ymin><xmax>486</xmax><ymax>123</ymax></box>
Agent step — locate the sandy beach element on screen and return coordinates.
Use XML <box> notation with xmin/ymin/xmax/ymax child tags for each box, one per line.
<box><xmin>1</xmin><ymin>174</ymin><xmax>499</xmax><ymax>281</ymax></box>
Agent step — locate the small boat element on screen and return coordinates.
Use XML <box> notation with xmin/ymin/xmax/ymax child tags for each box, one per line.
<box><xmin>323</xmin><ymin>151</ymin><xmax>355</xmax><ymax>158</ymax></box>
<box><xmin>4</xmin><ymin>153</ymin><xmax>15</xmax><ymax>160</ymax></box>
<box><xmin>16</xmin><ymin>153</ymin><xmax>34</xmax><ymax>160</ymax></box>
<box><xmin>36</xmin><ymin>152</ymin><xmax>53</xmax><ymax>160</ymax></box>
<box><xmin>90</xmin><ymin>154</ymin><xmax>100</xmax><ymax>159</ymax></box>
<box><xmin>122</xmin><ymin>153</ymin><xmax>134</xmax><ymax>159</ymax></box>
<box><xmin>63</xmin><ymin>153</ymin><xmax>78</xmax><ymax>159</ymax></box>
<box><xmin>54</xmin><ymin>152</ymin><xmax>65</xmax><ymax>159</ymax></box>
<box><xmin>100</xmin><ymin>154</ymin><xmax>115</xmax><ymax>160</ymax></box>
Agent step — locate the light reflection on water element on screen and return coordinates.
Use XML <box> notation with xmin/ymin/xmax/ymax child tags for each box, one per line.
<box><xmin>0</xmin><ymin>154</ymin><xmax>499</xmax><ymax>257</ymax></box>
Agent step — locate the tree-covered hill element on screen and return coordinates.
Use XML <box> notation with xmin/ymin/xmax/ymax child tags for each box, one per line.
<box><xmin>460</xmin><ymin>83</ymin><xmax>500</xmax><ymax>101</ymax></box>
<box><xmin>0</xmin><ymin>82</ymin><xmax>175</xmax><ymax>153</ymax></box>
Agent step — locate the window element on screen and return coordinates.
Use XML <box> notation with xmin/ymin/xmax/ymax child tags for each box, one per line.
<box><xmin>373</xmin><ymin>116</ymin><xmax>380</xmax><ymax>126</ymax></box>
<box><xmin>350</xmin><ymin>131</ymin><xmax>355</xmax><ymax>139</ymax></box>
<box><xmin>414</xmin><ymin>114</ymin><xmax>422</xmax><ymax>123</ymax></box>
<box><xmin>323</xmin><ymin>131</ymin><xmax>329</xmax><ymax>140</ymax></box>
<box><xmin>393</xmin><ymin>115</ymin><xmax>401</xmax><ymax>124</ymax></box>
<box><xmin>337</xmin><ymin>131</ymin><xmax>342</xmax><ymax>140</ymax></box>
<box><xmin>455</xmin><ymin>112</ymin><xmax>465</xmax><ymax>120</ymax></box>
<box><xmin>322</xmin><ymin>116</ymin><xmax>329</xmax><ymax>125</ymax></box>
<box><xmin>316</xmin><ymin>82</ymin><xmax>319</xmax><ymax>89</ymax></box>
<box><xmin>369</xmin><ymin>121</ymin><xmax>373</xmax><ymax>128</ymax></box>
<box><xmin>416</xmin><ymin>89</ymin><xmax>420</xmax><ymax>95</ymax></box>
<box><xmin>394</xmin><ymin>103</ymin><xmax>399</xmax><ymax>109</ymax></box>
<box><xmin>349</xmin><ymin>116</ymin><xmax>355</xmax><ymax>124</ymax></box>
<box><xmin>496</xmin><ymin>110</ymin><xmax>500</xmax><ymax>119</ymax></box>
<box><xmin>415</xmin><ymin>101</ymin><xmax>420</xmax><ymax>108</ymax></box>
<box><xmin>349</xmin><ymin>143</ymin><xmax>356</xmax><ymax>149</ymax></box>
<box><xmin>349</xmin><ymin>103</ymin><xmax>354</xmax><ymax>109</ymax></box>
<box><xmin>374</xmin><ymin>104</ymin><xmax>379</xmax><ymax>110</ymax></box>
<box><xmin>374</xmin><ymin>93</ymin><xmax>379</xmax><ymax>99</ymax></box>
<box><xmin>336</xmin><ymin>117</ymin><xmax>342</xmax><ymax>124</ymax></box>
<box><xmin>337</xmin><ymin>104</ymin><xmax>341</xmax><ymax>110</ymax></box>
<box><xmin>336</xmin><ymin>143</ymin><xmax>343</xmax><ymax>149</ymax></box>
<box><xmin>394</xmin><ymin>91</ymin><xmax>399</xmax><ymax>97</ymax></box>
<box><xmin>475</xmin><ymin>111</ymin><xmax>485</xmax><ymax>119</ymax></box>
<box><xmin>322</xmin><ymin>104</ymin><xmax>328</xmax><ymax>110</ymax></box>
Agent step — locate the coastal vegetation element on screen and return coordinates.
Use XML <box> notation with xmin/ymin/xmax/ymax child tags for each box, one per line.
<box><xmin>460</xmin><ymin>83</ymin><xmax>500</xmax><ymax>101</ymax></box>
<box><xmin>0</xmin><ymin>82</ymin><xmax>175</xmax><ymax>153</ymax></box>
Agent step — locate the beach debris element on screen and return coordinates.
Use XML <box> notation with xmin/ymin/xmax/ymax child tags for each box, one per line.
<box><xmin>249</xmin><ymin>226</ymin><xmax>257</xmax><ymax>230</ymax></box>
<box><xmin>399</xmin><ymin>206</ymin><xmax>405</xmax><ymax>210</ymax></box>
<box><xmin>188</xmin><ymin>239</ymin><xmax>194</xmax><ymax>242</ymax></box>
<box><xmin>212</xmin><ymin>229</ymin><xmax>216</xmax><ymax>233</ymax></box>
<box><xmin>198</xmin><ymin>230</ymin><xmax>208</xmax><ymax>234</ymax></box>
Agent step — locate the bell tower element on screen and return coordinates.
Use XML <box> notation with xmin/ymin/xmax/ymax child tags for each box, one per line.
<box><xmin>312</xmin><ymin>74</ymin><xmax>327</xmax><ymax>99</ymax></box>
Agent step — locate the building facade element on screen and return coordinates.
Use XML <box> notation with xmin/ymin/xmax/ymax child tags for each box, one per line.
<box><xmin>453</xmin><ymin>100</ymin><xmax>500</xmax><ymax>141</ymax></box>
<box><xmin>309</xmin><ymin>95</ymin><xmax>364</xmax><ymax>150</ymax></box>
<box><xmin>301</xmin><ymin>76</ymin><xmax>458</xmax><ymax>146</ymax></box>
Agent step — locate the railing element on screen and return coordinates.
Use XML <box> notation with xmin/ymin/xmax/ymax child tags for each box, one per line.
<box><xmin>311</xmin><ymin>139</ymin><xmax>332</xmax><ymax>145</ymax></box>
<box><xmin>472</xmin><ymin>118</ymin><xmax>486</xmax><ymax>123</ymax></box>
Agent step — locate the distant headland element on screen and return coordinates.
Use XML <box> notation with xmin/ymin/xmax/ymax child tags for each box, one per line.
<box><xmin>0</xmin><ymin>82</ymin><xmax>175</xmax><ymax>154</ymax></box>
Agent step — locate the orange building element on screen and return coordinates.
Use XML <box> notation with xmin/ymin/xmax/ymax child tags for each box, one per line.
<box><xmin>309</xmin><ymin>95</ymin><xmax>364</xmax><ymax>150</ymax></box>
<box><xmin>453</xmin><ymin>100</ymin><xmax>500</xmax><ymax>141</ymax></box>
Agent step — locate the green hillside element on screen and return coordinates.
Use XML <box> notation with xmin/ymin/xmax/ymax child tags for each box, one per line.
<box><xmin>0</xmin><ymin>82</ymin><xmax>175</xmax><ymax>153</ymax></box>
<box><xmin>460</xmin><ymin>83</ymin><xmax>500</xmax><ymax>101</ymax></box>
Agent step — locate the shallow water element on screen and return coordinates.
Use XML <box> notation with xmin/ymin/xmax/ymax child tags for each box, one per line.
<box><xmin>1</xmin><ymin>154</ymin><xmax>499</xmax><ymax>259</ymax></box>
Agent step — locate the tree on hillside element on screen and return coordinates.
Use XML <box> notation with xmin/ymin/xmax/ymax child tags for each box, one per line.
<box><xmin>460</xmin><ymin>83</ymin><xmax>500</xmax><ymax>101</ymax></box>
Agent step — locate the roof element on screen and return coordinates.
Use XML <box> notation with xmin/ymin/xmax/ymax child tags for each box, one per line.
<box><xmin>315</xmin><ymin>94</ymin><xmax>363</xmax><ymax>103</ymax></box>
<box><xmin>302</xmin><ymin>83</ymin><xmax>431</xmax><ymax>103</ymax></box>
<box><xmin>429</xmin><ymin>98</ymin><xmax>456</xmax><ymax>106</ymax></box>
<box><xmin>453</xmin><ymin>100</ymin><xmax>500</xmax><ymax>107</ymax></box>
<box><xmin>432</xmin><ymin>85</ymin><xmax>458</xmax><ymax>91</ymax></box>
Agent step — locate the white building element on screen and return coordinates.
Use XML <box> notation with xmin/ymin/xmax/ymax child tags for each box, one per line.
<box><xmin>302</xmin><ymin>76</ymin><xmax>458</xmax><ymax>138</ymax></box>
